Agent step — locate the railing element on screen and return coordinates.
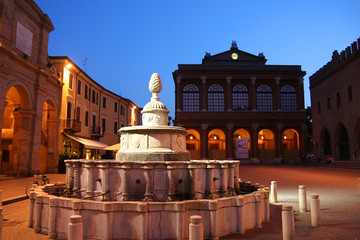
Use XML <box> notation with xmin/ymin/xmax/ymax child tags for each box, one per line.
<box><xmin>91</xmin><ymin>126</ymin><xmax>104</xmax><ymax>137</ymax></box>
<box><xmin>64</xmin><ymin>119</ymin><xmax>81</xmax><ymax>132</ymax></box>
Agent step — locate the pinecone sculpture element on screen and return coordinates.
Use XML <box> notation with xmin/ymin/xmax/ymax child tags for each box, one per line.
<box><xmin>149</xmin><ymin>73</ymin><xmax>162</xmax><ymax>93</ymax></box>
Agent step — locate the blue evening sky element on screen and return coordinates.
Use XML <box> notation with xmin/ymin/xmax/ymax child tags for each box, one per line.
<box><xmin>35</xmin><ymin>0</ymin><xmax>360</xmax><ymax>119</ymax></box>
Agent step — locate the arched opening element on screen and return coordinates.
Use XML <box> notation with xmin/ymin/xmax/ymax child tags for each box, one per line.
<box><xmin>186</xmin><ymin>129</ymin><xmax>200</xmax><ymax>159</ymax></box>
<box><xmin>39</xmin><ymin>100</ymin><xmax>57</xmax><ymax>173</ymax></box>
<box><xmin>282</xmin><ymin>129</ymin><xmax>299</xmax><ymax>163</ymax></box>
<box><xmin>258</xmin><ymin>129</ymin><xmax>275</xmax><ymax>161</ymax></box>
<box><xmin>233</xmin><ymin>128</ymin><xmax>250</xmax><ymax>159</ymax></box>
<box><xmin>1</xmin><ymin>86</ymin><xmax>31</xmax><ymax>175</ymax></box>
<box><xmin>320</xmin><ymin>128</ymin><xmax>331</xmax><ymax>159</ymax></box>
<box><xmin>208</xmin><ymin>129</ymin><xmax>226</xmax><ymax>159</ymax></box>
<box><xmin>336</xmin><ymin>123</ymin><xmax>350</xmax><ymax>160</ymax></box>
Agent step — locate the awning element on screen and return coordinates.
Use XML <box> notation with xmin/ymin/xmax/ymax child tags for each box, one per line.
<box><xmin>104</xmin><ymin>143</ymin><xmax>120</xmax><ymax>151</ymax></box>
<box><xmin>65</xmin><ymin>134</ymin><xmax>109</xmax><ymax>150</ymax></box>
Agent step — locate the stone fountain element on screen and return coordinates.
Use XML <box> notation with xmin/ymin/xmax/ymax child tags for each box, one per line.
<box><xmin>28</xmin><ymin>73</ymin><xmax>269</xmax><ymax>240</ymax></box>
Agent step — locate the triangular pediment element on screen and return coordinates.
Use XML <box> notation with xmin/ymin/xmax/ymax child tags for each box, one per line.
<box><xmin>202</xmin><ymin>43</ymin><xmax>267</xmax><ymax>65</ymax></box>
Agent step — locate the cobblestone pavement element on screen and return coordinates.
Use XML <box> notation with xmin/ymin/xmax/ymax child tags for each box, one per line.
<box><xmin>1</xmin><ymin>166</ymin><xmax>360</xmax><ymax>239</ymax></box>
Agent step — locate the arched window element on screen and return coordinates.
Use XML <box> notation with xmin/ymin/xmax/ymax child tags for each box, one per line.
<box><xmin>182</xmin><ymin>84</ymin><xmax>199</xmax><ymax>111</ymax></box>
<box><xmin>232</xmin><ymin>84</ymin><xmax>248</xmax><ymax>110</ymax></box>
<box><xmin>256</xmin><ymin>84</ymin><xmax>273</xmax><ymax>111</ymax></box>
<box><xmin>208</xmin><ymin>84</ymin><xmax>224</xmax><ymax>111</ymax></box>
<box><xmin>280</xmin><ymin>84</ymin><xmax>297</xmax><ymax>111</ymax></box>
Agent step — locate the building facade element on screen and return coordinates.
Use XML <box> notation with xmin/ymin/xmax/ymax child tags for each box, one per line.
<box><xmin>310</xmin><ymin>38</ymin><xmax>360</xmax><ymax>161</ymax></box>
<box><xmin>173</xmin><ymin>42</ymin><xmax>307</xmax><ymax>163</ymax></box>
<box><xmin>0</xmin><ymin>0</ymin><xmax>141</xmax><ymax>176</ymax></box>
<box><xmin>50</xmin><ymin>57</ymin><xmax>141</xmax><ymax>163</ymax></box>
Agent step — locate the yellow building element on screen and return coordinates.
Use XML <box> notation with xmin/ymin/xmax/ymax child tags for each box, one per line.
<box><xmin>50</xmin><ymin>57</ymin><xmax>141</xmax><ymax>169</ymax></box>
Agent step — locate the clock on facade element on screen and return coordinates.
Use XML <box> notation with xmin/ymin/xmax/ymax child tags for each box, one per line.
<box><xmin>231</xmin><ymin>52</ymin><xmax>238</xmax><ymax>60</ymax></box>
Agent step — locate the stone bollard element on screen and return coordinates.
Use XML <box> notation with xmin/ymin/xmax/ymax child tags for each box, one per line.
<box><xmin>0</xmin><ymin>207</ymin><xmax>3</xmax><ymax>240</ymax></box>
<box><xmin>311</xmin><ymin>194</ymin><xmax>321</xmax><ymax>227</ymax></box>
<box><xmin>189</xmin><ymin>215</ymin><xmax>203</xmax><ymax>240</ymax></box>
<box><xmin>298</xmin><ymin>185</ymin><xmax>307</xmax><ymax>213</ymax></box>
<box><xmin>270</xmin><ymin>181</ymin><xmax>278</xmax><ymax>203</ymax></box>
<box><xmin>68</xmin><ymin>215</ymin><xmax>83</xmax><ymax>240</ymax></box>
<box><xmin>282</xmin><ymin>205</ymin><xmax>295</xmax><ymax>240</ymax></box>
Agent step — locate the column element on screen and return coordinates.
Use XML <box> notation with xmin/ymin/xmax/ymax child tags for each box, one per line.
<box><xmin>275</xmin><ymin>77</ymin><xmax>281</xmax><ymax>111</ymax></box>
<box><xmin>176</xmin><ymin>203</ymin><xmax>185</xmax><ymax>240</ymax></box>
<box><xmin>121</xmin><ymin>164</ymin><xmax>131</xmax><ymax>201</ymax></box>
<box><xmin>200</xmin><ymin>124</ymin><xmax>208</xmax><ymax>160</ymax></box>
<box><xmin>228</xmin><ymin>162</ymin><xmax>235</xmax><ymax>195</ymax></box>
<box><xmin>189</xmin><ymin>163</ymin><xmax>201</xmax><ymax>199</ymax></box>
<box><xmin>100</xmin><ymin>162</ymin><xmax>109</xmax><ymax>201</ymax></box>
<box><xmin>226</xmin><ymin>124</ymin><xmax>234</xmax><ymax>160</ymax></box>
<box><xmin>205</xmin><ymin>163</ymin><xmax>215</xmax><ymax>199</ymax></box>
<box><xmin>209</xmin><ymin>201</ymin><xmax>218</xmax><ymax>239</ymax></box>
<box><xmin>11</xmin><ymin>110</ymin><xmax>33</xmax><ymax>176</ymax></box>
<box><xmin>251</xmin><ymin>125</ymin><xmax>259</xmax><ymax>163</ymax></box>
<box><xmin>276</xmin><ymin>125</ymin><xmax>283</xmax><ymax>163</ymax></box>
<box><xmin>104</xmin><ymin>203</ymin><xmax>114</xmax><ymax>240</ymax></box>
<box><xmin>226</xmin><ymin>76</ymin><xmax>232</xmax><ymax>112</ymax></box>
<box><xmin>250</xmin><ymin>77</ymin><xmax>256</xmax><ymax>111</ymax></box>
<box><xmin>300</xmin><ymin>125</ymin><xmax>307</xmax><ymax>157</ymax></box>
<box><xmin>65</xmin><ymin>162</ymin><xmax>74</xmax><ymax>191</ymax></box>
<box><xmin>298</xmin><ymin>77</ymin><xmax>305</xmax><ymax>110</ymax></box>
<box><xmin>72</xmin><ymin>162</ymin><xmax>81</xmax><ymax>198</ymax></box>
<box><xmin>201</xmin><ymin>76</ymin><xmax>207</xmax><ymax>111</ymax></box>
<box><xmin>176</xmin><ymin>76</ymin><xmax>182</xmax><ymax>112</ymax></box>
<box><xmin>167</xmin><ymin>164</ymin><xmax>176</xmax><ymax>201</ymax></box>
<box><xmin>144</xmin><ymin>165</ymin><xmax>154</xmax><ymax>201</ymax></box>
<box><xmin>233</xmin><ymin>163</ymin><xmax>240</xmax><ymax>194</ymax></box>
<box><xmin>48</xmin><ymin>198</ymin><xmax>57</xmax><ymax>239</ymax></box>
<box><xmin>220</xmin><ymin>163</ymin><xmax>228</xmax><ymax>197</ymax></box>
<box><xmin>85</xmin><ymin>162</ymin><xmax>94</xmax><ymax>199</ymax></box>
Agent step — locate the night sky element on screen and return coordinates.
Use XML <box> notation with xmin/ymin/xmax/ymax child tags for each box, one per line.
<box><xmin>35</xmin><ymin>0</ymin><xmax>360</xmax><ymax>119</ymax></box>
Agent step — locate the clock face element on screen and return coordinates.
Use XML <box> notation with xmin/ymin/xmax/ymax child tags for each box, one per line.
<box><xmin>231</xmin><ymin>53</ymin><xmax>238</xmax><ymax>60</ymax></box>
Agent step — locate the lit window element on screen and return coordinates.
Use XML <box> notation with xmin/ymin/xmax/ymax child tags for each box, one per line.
<box><xmin>233</xmin><ymin>84</ymin><xmax>248</xmax><ymax>110</ymax></box>
<box><xmin>69</xmin><ymin>73</ymin><xmax>73</xmax><ymax>89</ymax></box>
<box><xmin>77</xmin><ymin>79</ymin><xmax>82</xmax><ymax>95</ymax></box>
<box><xmin>208</xmin><ymin>84</ymin><xmax>224</xmax><ymax>111</ymax></box>
<box><xmin>183</xmin><ymin>84</ymin><xmax>199</xmax><ymax>111</ymax></box>
<box><xmin>257</xmin><ymin>84</ymin><xmax>273</xmax><ymax>111</ymax></box>
<box><xmin>280</xmin><ymin>84</ymin><xmax>296</xmax><ymax>111</ymax></box>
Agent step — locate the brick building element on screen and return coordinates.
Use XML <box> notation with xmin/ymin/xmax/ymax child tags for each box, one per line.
<box><xmin>0</xmin><ymin>0</ymin><xmax>141</xmax><ymax>176</ymax></box>
<box><xmin>173</xmin><ymin>42</ymin><xmax>307</xmax><ymax>163</ymax></box>
<box><xmin>310</xmin><ymin>38</ymin><xmax>360</xmax><ymax>161</ymax></box>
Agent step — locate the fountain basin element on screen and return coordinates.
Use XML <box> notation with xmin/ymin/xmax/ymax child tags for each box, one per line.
<box><xmin>65</xmin><ymin>159</ymin><xmax>241</xmax><ymax>202</ymax></box>
<box><xmin>29</xmin><ymin>187</ymin><xmax>269</xmax><ymax>239</ymax></box>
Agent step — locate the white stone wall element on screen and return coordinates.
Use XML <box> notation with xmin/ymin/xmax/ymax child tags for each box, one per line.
<box><xmin>29</xmin><ymin>189</ymin><xmax>269</xmax><ymax>239</ymax></box>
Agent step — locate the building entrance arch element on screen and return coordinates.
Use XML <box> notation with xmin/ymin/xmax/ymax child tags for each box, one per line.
<box><xmin>258</xmin><ymin>129</ymin><xmax>275</xmax><ymax>162</ymax></box>
<box><xmin>208</xmin><ymin>129</ymin><xmax>226</xmax><ymax>159</ymax></box>
<box><xmin>320</xmin><ymin>128</ymin><xmax>331</xmax><ymax>159</ymax></box>
<box><xmin>1</xmin><ymin>85</ymin><xmax>32</xmax><ymax>175</ymax></box>
<box><xmin>336</xmin><ymin>123</ymin><xmax>350</xmax><ymax>160</ymax></box>
<box><xmin>282</xmin><ymin>128</ymin><xmax>300</xmax><ymax>163</ymax></box>
<box><xmin>186</xmin><ymin>129</ymin><xmax>201</xmax><ymax>159</ymax></box>
<box><xmin>233</xmin><ymin>128</ymin><xmax>250</xmax><ymax>159</ymax></box>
